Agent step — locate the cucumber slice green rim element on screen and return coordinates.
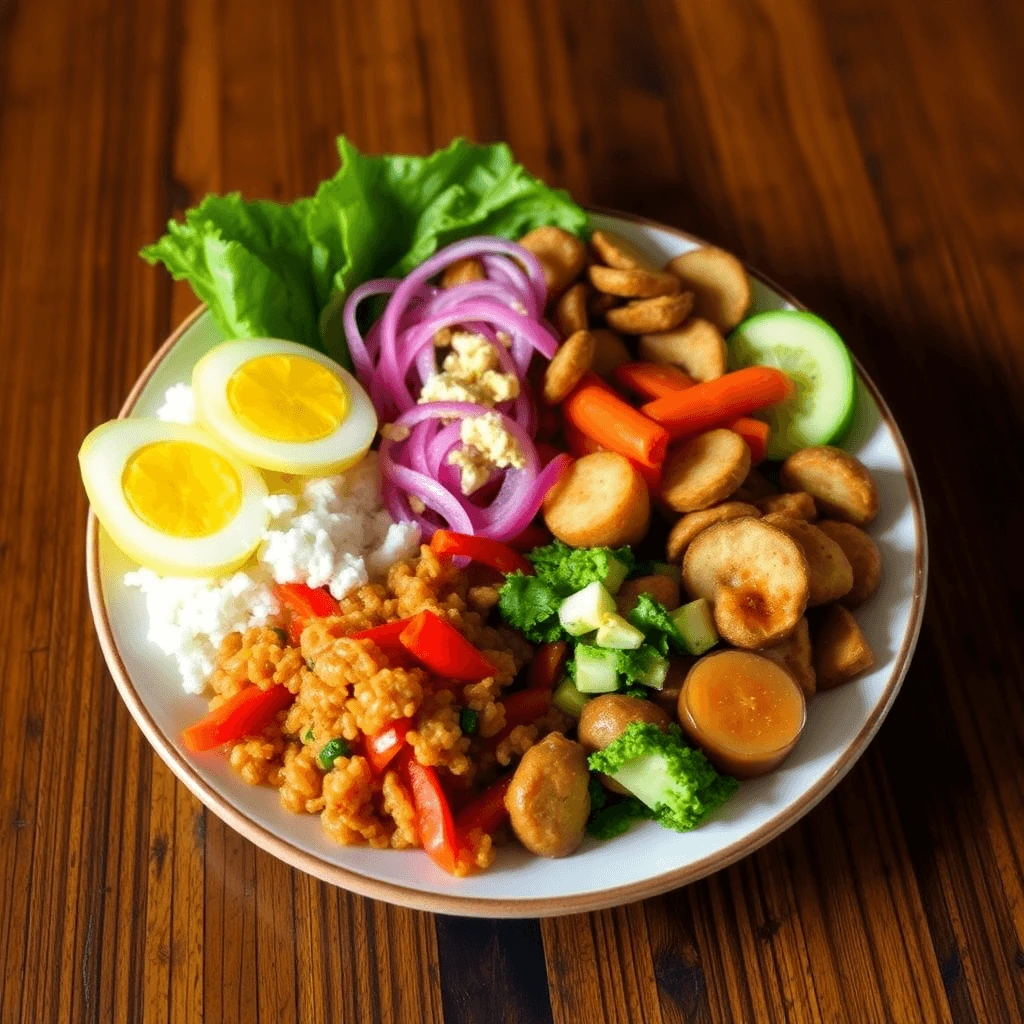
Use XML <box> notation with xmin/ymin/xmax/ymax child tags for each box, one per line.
<box><xmin>727</xmin><ymin>310</ymin><xmax>856</xmax><ymax>460</ymax></box>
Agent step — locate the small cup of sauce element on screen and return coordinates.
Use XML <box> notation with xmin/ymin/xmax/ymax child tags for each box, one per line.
<box><xmin>678</xmin><ymin>650</ymin><xmax>806</xmax><ymax>779</ymax></box>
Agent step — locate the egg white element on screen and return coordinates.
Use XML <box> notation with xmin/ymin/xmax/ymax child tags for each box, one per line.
<box><xmin>192</xmin><ymin>339</ymin><xmax>377</xmax><ymax>475</ymax></box>
<box><xmin>79</xmin><ymin>420</ymin><xmax>269</xmax><ymax>576</ymax></box>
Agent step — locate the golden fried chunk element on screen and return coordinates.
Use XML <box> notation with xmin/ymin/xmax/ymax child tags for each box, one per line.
<box><xmin>759</xmin><ymin>618</ymin><xmax>816</xmax><ymax>695</ymax></box>
<box><xmin>661</xmin><ymin>429</ymin><xmax>751</xmax><ymax>513</ymax></box>
<box><xmin>814</xmin><ymin>605</ymin><xmax>875</xmax><ymax>689</ymax></box>
<box><xmin>817</xmin><ymin>520</ymin><xmax>882</xmax><ymax>608</ymax></box>
<box><xmin>666</xmin><ymin>502</ymin><xmax>761</xmax><ymax>563</ymax></box>
<box><xmin>605</xmin><ymin>292</ymin><xmax>694</xmax><ymax>334</ymax></box>
<box><xmin>755</xmin><ymin>491</ymin><xmax>818</xmax><ymax>522</ymax></box>
<box><xmin>543</xmin><ymin>329</ymin><xmax>595</xmax><ymax>404</ymax></box>
<box><xmin>762</xmin><ymin>514</ymin><xmax>854</xmax><ymax>607</ymax></box>
<box><xmin>519</xmin><ymin>226</ymin><xmax>586</xmax><ymax>299</ymax></box>
<box><xmin>665</xmin><ymin>245</ymin><xmax>751</xmax><ymax>333</ymax></box>
<box><xmin>639</xmin><ymin>319</ymin><xmax>727</xmax><ymax>382</ymax></box>
<box><xmin>779</xmin><ymin>446</ymin><xmax>879</xmax><ymax>526</ymax></box>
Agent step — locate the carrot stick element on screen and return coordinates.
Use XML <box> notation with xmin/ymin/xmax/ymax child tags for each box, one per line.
<box><xmin>562</xmin><ymin>373</ymin><xmax>669</xmax><ymax>467</ymax></box>
<box><xmin>562</xmin><ymin>416</ymin><xmax>662</xmax><ymax>492</ymax></box>
<box><xmin>728</xmin><ymin>417</ymin><xmax>770</xmax><ymax>465</ymax></box>
<box><xmin>640</xmin><ymin>367</ymin><xmax>793</xmax><ymax>438</ymax></box>
<box><xmin>612</xmin><ymin>362</ymin><xmax>696</xmax><ymax>400</ymax></box>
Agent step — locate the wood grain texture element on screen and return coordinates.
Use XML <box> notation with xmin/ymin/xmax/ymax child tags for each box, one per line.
<box><xmin>0</xmin><ymin>0</ymin><xmax>1022</xmax><ymax>1020</ymax></box>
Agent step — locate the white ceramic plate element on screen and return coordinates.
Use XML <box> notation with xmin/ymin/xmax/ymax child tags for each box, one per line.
<box><xmin>87</xmin><ymin>211</ymin><xmax>927</xmax><ymax>917</ymax></box>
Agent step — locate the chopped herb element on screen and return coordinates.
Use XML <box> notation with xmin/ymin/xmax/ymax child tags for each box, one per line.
<box><xmin>272</xmin><ymin>627</ymin><xmax>289</xmax><ymax>646</ymax></box>
<box><xmin>302</xmin><ymin>728</ymin><xmax>316</xmax><ymax>743</ymax></box>
<box><xmin>317</xmin><ymin>738</ymin><xmax>351</xmax><ymax>771</ymax></box>
<box><xmin>459</xmin><ymin>708</ymin><xmax>479</xmax><ymax>735</ymax></box>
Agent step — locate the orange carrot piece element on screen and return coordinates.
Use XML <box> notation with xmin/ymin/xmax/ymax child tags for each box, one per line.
<box><xmin>562</xmin><ymin>417</ymin><xmax>661</xmax><ymax>493</ymax></box>
<box><xmin>728</xmin><ymin>417</ymin><xmax>770</xmax><ymax>465</ymax></box>
<box><xmin>562</xmin><ymin>373</ymin><xmax>669</xmax><ymax>468</ymax></box>
<box><xmin>612</xmin><ymin>362</ymin><xmax>696</xmax><ymax>400</ymax></box>
<box><xmin>641</xmin><ymin>367</ymin><xmax>793</xmax><ymax>438</ymax></box>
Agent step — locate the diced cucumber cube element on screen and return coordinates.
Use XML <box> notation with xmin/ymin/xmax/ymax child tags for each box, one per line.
<box><xmin>595</xmin><ymin>612</ymin><xmax>645</xmax><ymax>650</ymax></box>
<box><xmin>552</xmin><ymin>676</ymin><xmax>590</xmax><ymax>718</ymax></box>
<box><xmin>671</xmin><ymin>598</ymin><xmax>719</xmax><ymax>655</ymax></box>
<box><xmin>558</xmin><ymin>581</ymin><xmax>615</xmax><ymax>636</ymax></box>
<box><xmin>574</xmin><ymin>645</ymin><xmax>621</xmax><ymax>693</ymax></box>
<box><xmin>633</xmin><ymin>647</ymin><xmax>669</xmax><ymax>690</ymax></box>
<box><xmin>603</xmin><ymin>556</ymin><xmax>630</xmax><ymax>595</ymax></box>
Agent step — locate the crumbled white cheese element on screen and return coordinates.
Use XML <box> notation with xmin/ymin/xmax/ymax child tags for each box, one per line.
<box><xmin>259</xmin><ymin>452</ymin><xmax>420</xmax><ymax>599</ymax></box>
<box><xmin>418</xmin><ymin>330</ymin><xmax>520</xmax><ymax>408</ymax></box>
<box><xmin>156</xmin><ymin>383</ymin><xmax>197</xmax><ymax>424</ymax></box>
<box><xmin>447</xmin><ymin>412</ymin><xmax>526</xmax><ymax>495</ymax></box>
<box><xmin>124</xmin><ymin>566</ymin><xmax>281</xmax><ymax>694</ymax></box>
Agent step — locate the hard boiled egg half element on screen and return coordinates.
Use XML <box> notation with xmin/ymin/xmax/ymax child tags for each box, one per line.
<box><xmin>193</xmin><ymin>339</ymin><xmax>377</xmax><ymax>475</ymax></box>
<box><xmin>79</xmin><ymin>421</ymin><xmax>269</xmax><ymax>576</ymax></box>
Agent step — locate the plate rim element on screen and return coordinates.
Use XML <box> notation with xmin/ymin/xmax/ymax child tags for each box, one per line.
<box><xmin>85</xmin><ymin>210</ymin><xmax>929</xmax><ymax>918</ymax></box>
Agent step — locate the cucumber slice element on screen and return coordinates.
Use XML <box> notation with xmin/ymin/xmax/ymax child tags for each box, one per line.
<box><xmin>671</xmin><ymin>599</ymin><xmax>719</xmax><ymax>656</ymax></box>
<box><xmin>632</xmin><ymin>648</ymin><xmax>669</xmax><ymax>690</ymax></box>
<box><xmin>558</xmin><ymin>581</ymin><xmax>615</xmax><ymax>636</ymax></box>
<box><xmin>603</xmin><ymin>556</ymin><xmax>631</xmax><ymax>595</ymax></box>
<box><xmin>728</xmin><ymin>310</ymin><xmax>855</xmax><ymax>459</ymax></box>
<box><xmin>595</xmin><ymin>612</ymin><xmax>646</xmax><ymax>650</ymax></box>
<box><xmin>574</xmin><ymin>645</ymin><xmax>621</xmax><ymax>694</ymax></box>
<box><xmin>552</xmin><ymin>676</ymin><xmax>589</xmax><ymax>718</ymax></box>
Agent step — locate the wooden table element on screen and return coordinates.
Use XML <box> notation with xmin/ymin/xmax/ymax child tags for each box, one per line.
<box><xmin>2</xmin><ymin>0</ymin><xmax>1023</xmax><ymax>1020</ymax></box>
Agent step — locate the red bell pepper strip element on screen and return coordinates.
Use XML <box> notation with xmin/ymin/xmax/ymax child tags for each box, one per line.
<box><xmin>509</xmin><ymin>521</ymin><xmax>551</xmax><ymax>553</ymax></box>
<box><xmin>454</xmin><ymin>775</ymin><xmax>513</xmax><ymax>835</ymax></box>
<box><xmin>276</xmin><ymin>582</ymin><xmax>341</xmax><ymax>619</ymax></box>
<box><xmin>430</xmin><ymin>530</ymin><xmax>534</xmax><ymax>576</ymax></box>
<box><xmin>182</xmin><ymin>685</ymin><xmax>294</xmax><ymax>753</ymax></box>
<box><xmin>366</xmin><ymin>718</ymin><xmax>412</xmax><ymax>773</ymax></box>
<box><xmin>399</xmin><ymin>611</ymin><xmax>497</xmax><ymax>681</ymax></box>
<box><xmin>287</xmin><ymin>618</ymin><xmax>305</xmax><ymax>647</ymax></box>
<box><xmin>528</xmin><ymin>641</ymin><xmax>568</xmax><ymax>691</ymax></box>
<box><xmin>350</xmin><ymin>618</ymin><xmax>414</xmax><ymax>660</ymax></box>
<box><xmin>487</xmin><ymin>687</ymin><xmax>552</xmax><ymax>749</ymax></box>
<box><xmin>399</xmin><ymin>749</ymin><xmax>462</xmax><ymax>874</ymax></box>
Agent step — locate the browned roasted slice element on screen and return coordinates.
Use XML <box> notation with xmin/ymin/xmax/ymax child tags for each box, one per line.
<box><xmin>814</xmin><ymin>605</ymin><xmax>875</xmax><ymax>688</ymax></box>
<box><xmin>605</xmin><ymin>292</ymin><xmax>694</xmax><ymax>334</ymax></box>
<box><xmin>666</xmin><ymin>501</ymin><xmax>760</xmax><ymax>563</ymax></box>
<box><xmin>661</xmin><ymin>429</ymin><xmax>750</xmax><ymax>513</ymax></box>
<box><xmin>543</xmin><ymin>330</ymin><xmax>595</xmax><ymax>404</ymax></box>
<box><xmin>588</xmin><ymin>264</ymin><xmax>681</xmax><ymax>299</ymax></box>
<box><xmin>553</xmin><ymin>282</ymin><xmax>588</xmax><ymax>339</ymax></box>
<box><xmin>590</xmin><ymin>229</ymin><xmax>657</xmax><ymax>271</ymax></box>
<box><xmin>441</xmin><ymin>257</ymin><xmax>486</xmax><ymax>289</ymax></box>
<box><xmin>519</xmin><ymin>226</ymin><xmax>586</xmax><ymax>300</ymax></box>
<box><xmin>755</xmin><ymin>491</ymin><xmax>818</xmax><ymax>521</ymax></box>
<box><xmin>638</xmin><ymin>319</ymin><xmax>727</xmax><ymax>382</ymax></box>
<box><xmin>817</xmin><ymin>520</ymin><xmax>882</xmax><ymax>608</ymax></box>
<box><xmin>762</xmin><ymin>514</ymin><xmax>854</xmax><ymax>606</ymax></box>
<box><xmin>542</xmin><ymin>451</ymin><xmax>650</xmax><ymax>547</ymax></box>
<box><xmin>665</xmin><ymin>245</ymin><xmax>751</xmax><ymax>333</ymax></box>
<box><xmin>759</xmin><ymin>618</ymin><xmax>816</xmax><ymax>695</ymax></box>
<box><xmin>779</xmin><ymin>446</ymin><xmax>879</xmax><ymax>526</ymax></box>
<box><xmin>683</xmin><ymin>518</ymin><xmax>809</xmax><ymax>648</ymax></box>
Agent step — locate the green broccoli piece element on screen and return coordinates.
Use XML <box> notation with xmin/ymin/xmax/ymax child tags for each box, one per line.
<box><xmin>588</xmin><ymin>722</ymin><xmax>737</xmax><ymax>832</ymax></box>
<box><xmin>586</xmin><ymin>775</ymin><xmax>653</xmax><ymax>839</ymax></box>
<box><xmin>527</xmin><ymin>540</ymin><xmax>634</xmax><ymax>596</ymax></box>
<box><xmin>628</xmin><ymin>593</ymin><xmax>687</xmax><ymax>655</ymax></box>
<box><xmin>497</xmin><ymin>572</ymin><xmax>565</xmax><ymax>643</ymax></box>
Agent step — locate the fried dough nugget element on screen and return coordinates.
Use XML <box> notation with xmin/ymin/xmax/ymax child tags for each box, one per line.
<box><xmin>814</xmin><ymin>605</ymin><xmax>874</xmax><ymax>689</ymax></box>
<box><xmin>779</xmin><ymin>446</ymin><xmax>879</xmax><ymax>526</ymax></box>
<box><xmin>588</xmin><ymin>265</ymin><xmax>681</xmax><ymax>299</ymax></box>
<box><xmin>666</xmin><ymin>501</ymin><xmax>760</xmax><ymax>563</ymax></box>
<box><xmin>543</xmin><ymin>451</ymin><xmax>650</xmax><ymax>547</ymax></box>
<box><xmin>817</xmin><ymin>521</ymin><xmax>882</xmax><ymax>608</ymax></box>
<box><xmin>639</xmin><ymin>318</ymin><xmax>727</xmax><ymax>382</ymax></box>
<box><xmin>662</xmin><ymin>429</ymin><xmax>751</xmax><ymax>513</ymax></box>
<box><xmin>665</xmin><ymin>246</ymin><xmax>751</xmax><ymax>333</ymax></box>
<box><xmin>755</xmin><ymin>491</ymin><xmax>818</xmax><ymax>522</ymax></box>
<box><xmin>762</xmin><ymin>514</ymin><xmax>854</xmax><ymax>606</ymax></box>
<box><xmin>734</xmin><ymin>467</ymin><xmax>778</xmax><ymax>502</ymax></box>
<box><xmin>589</xmin><ymin>329</ymin><xmax>632</xmax><ymax>377</ymax></box>
<box><xmin>590</xmin><ymin>229</ymin><xmax>656</xmax><ymax>271</ymax></box>
<box><xmin>543</xmin><ymin>330</ymin><xmax>595</xmax><ymax>404</ymax></box>
<box><xmin>606</xmin><ymin>292</ymin><xmax>694</xmax><ymax>334</ymax></box>
<box><xmin>441</xmin><ymin>257</ymin><xmax>486</xmax><ymax>289</ymax></box>
<box><xmin>519</xmin><ymin>227</ymin><xmax>586</xmax><ymax>300</ymax></box>
<box><xmin>553</xmin><ymin>283</ymin><xmax>588</xmax><ymax>339</ymax></box>
<box><xmin>683</xmin><ymin>518</ymin><xmax>809</xmax><ymax>648</ymax></box>
<box><xmin>759</xmin><ymin>618</ymin><xmax>816</xmax><ymax>695</ymax></box>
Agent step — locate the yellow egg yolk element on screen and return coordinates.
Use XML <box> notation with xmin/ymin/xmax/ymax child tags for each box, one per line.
<box><xmin>121</xmin><ymin>441</ymin><xmax>242</xmax><ymax>538</ymax></box>
<box><xmin>226</xmin><ymin>353</ymin><xmax>349</xmax><ymax>442</ymax></box>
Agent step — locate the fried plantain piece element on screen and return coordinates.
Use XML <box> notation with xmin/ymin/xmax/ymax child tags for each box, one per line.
<box><xmin>590</xmin><ymin>229</ymin><xmax>657</xmax><ymax>271</ymax></box>
<box><xmin>666</xmin><ymin>501</ymin><xmax>761</xmax><ymax>563</ymax></box>
<box><xmin>605</xmin><ymin>292</ymin><xmax>694</xmax><ymax>334</ymax></box>
<box><xmin>441</xmin><ymin>257</ymin><xmax>486</xmax><ymax>289</ymax></box>
<box><xmin>755</xmin><ymin>491</ymin><xmax>818</xmax><ymax>522</ymax></box>
<box><xmin>662</xmin><ymin>429</ymin><xmax>751</xmax><ymax>513</ymax></box>
<box><xmin>814</xmin><ymin>605</ymin><xmax>874</xmax><ymax>688</ymax></box>
<box><xmin>665</xmin><ymin>245</ymin><xmax>751</xmax><ymax>333</ymax></box>
<box><xmin>588</xmin><ymin>264</ymin><xmax>682</xmax><ymax>299</ymax></box>
<box><xmin>519</xmin><ymin>226</ymin><xmax>587</xmax><ymax>300</ymax></box>
<box><xmin>817</xmin><ymin>520</ymin><xmax>882</xmax><ymax>608</ymax></box>
<box><xmin>543</xmin><ymin>330</ymin><xmax>595</xmax><ymax>404</ymax></box>
<box><xmin>759</xmin><ymin>617</ymin><xmax>816</xmax><ymax>695</ymax></box>
<box><xmin>762</xmin><ymin>514</ymin><xmax>854</xmax><ymax>606</ymax></box>
<box><xmin>638</xmin><ymin>318</ymin><xmax>727</xmax><ymax>383</ymax></box>
<box><xmin>683</xmin><ymin>518</ymin><xmax>809</xmax><ymax>648</ymax></box>
<box><xmin>779</xmin><ymin>446</ymin><xmax>879</xmax><ymax>526</ymax></box>
<box><xmin>552</xmin><ymin>282</ymin><xmax>588</xmax><ymax>340</ymax></box>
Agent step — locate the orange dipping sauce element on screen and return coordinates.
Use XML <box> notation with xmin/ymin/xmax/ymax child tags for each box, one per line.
<box><xmin>678</xmin><ymin>650</ymin><xmax>806</xmax><ymax>779</ymax></box>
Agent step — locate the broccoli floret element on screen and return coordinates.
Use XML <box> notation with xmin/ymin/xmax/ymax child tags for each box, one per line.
<box><xmin>527</xmin><ymin>540</ymin><xmax>634</xmax><ymax>595</ymax></box>
<box><xmin>588</xmin><ymin>722</ymin><xmax>737</xmax><ymax>832</ymax></box>
<box><xmin>628</xmin><ymin>593</ymin><xmax>687</xmax><ymax>655</ymax></box>
<box><xmin>497</xmin><ymin>572</ymin><xmax>565</xmax><ymax>643</ymax></box>
<box><xmin>586</xmin><ymin>775</ymin><xmax>654</xmax><ymax>839</ymax></box>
